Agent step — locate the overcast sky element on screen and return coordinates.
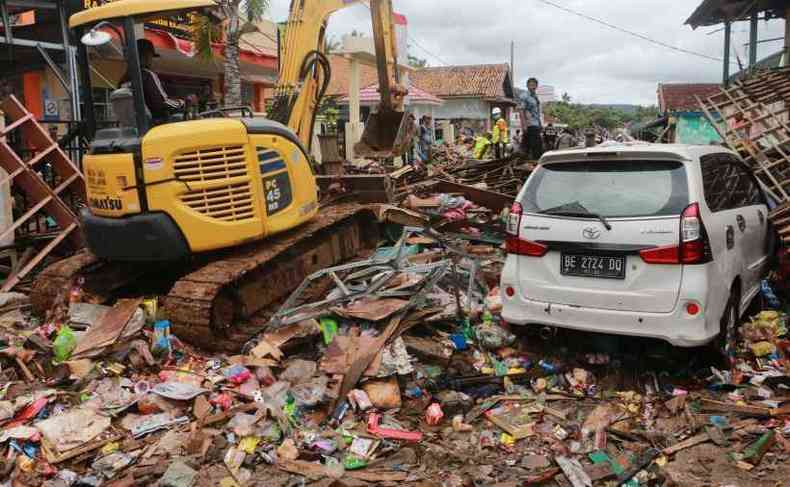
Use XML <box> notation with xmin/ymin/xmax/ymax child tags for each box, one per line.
<box><xmin>265</xmin><ymin>0</ymin><xmax>787</xmax><ymax>106</ymax></box>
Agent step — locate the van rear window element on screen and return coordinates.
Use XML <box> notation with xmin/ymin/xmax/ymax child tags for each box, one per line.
<box><xmin>520</xmin><ymin>160</ymin><xmax>689</xmax><ymax>218</ymax></box>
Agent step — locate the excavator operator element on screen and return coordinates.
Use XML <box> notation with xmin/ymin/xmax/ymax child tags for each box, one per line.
<box><xmin>120</xmin><ymin>39</ymin><xmax>187</xmax><ymax>124</ymax></box>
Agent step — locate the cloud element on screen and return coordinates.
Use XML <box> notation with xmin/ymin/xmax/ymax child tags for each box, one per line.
<box><xmin>266</xmin><ymin>0</ymin><xmax>787</xmax><ymax>105</ymax></box>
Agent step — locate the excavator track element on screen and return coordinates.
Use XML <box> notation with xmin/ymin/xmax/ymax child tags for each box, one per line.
<box><xmin>30</xmin><ymin>251</ymin><xmax>155</xmax><ymax>317</ymax></box>
<box><xmin>166</xmin><ymin>203</ymin><xmax>380</xmax><ymax>351</ymax></box>
<box><xmin>31</xmin><ymin>203</ymin><xmax>381</xmax><ymax>352</ymax></box>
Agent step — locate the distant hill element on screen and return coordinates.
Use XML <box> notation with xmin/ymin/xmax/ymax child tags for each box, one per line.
<box><xmin>585</xmin><ymin>104</ymin><xmax>641</xmax><ymax>113</ymax></box>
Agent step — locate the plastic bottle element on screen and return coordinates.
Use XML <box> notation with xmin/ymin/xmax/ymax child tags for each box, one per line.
<box><xmin>319</xmin><ymin>317</ymin><xmax>338</xmax><ymax>345</ymax></box>
<box><xmin>761</xmin><ymin>280</ymin><xmax>781</xmax><ymax>309</ymax></box>
<box><xmin>151</xmin><ymin>320</ymin><xmax>172</xmax><ymax>357</ymax></box>
<box><xmin>538</xmin><ymin>359</ymin><xmax>558</xmax><ymax>374</ymax></box>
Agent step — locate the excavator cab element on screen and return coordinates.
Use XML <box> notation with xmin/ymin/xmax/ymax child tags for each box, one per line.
<box><xmin>70</xmin><ymin>0</ymin><xmax>321</xmax><ymax>262</ymax></box>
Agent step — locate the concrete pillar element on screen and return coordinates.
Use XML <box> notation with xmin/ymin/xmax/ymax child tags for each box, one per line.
<box><xmin>346</xmin><ymin>58</ymin><xmax>362</xmax><ymax>161</ymax></box>
<box><xmin>349</xmin><ymin>58</ymin><xmax>360</xmax><ymax>124</ymax></box>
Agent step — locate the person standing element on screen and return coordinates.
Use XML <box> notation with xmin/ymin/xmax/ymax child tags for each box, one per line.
<box><xmin>418</xmin><ymin>116</ymin><xmax>433</xmax><ymax>163</ymax></box>
<box><xmin>491</xmin><ymin>107</ymin><xmax>509</xmax><ymax>159</ymax></box>
<box><xmin>520</xmin><ymin>77</ymin><xmax>544</xmax><ymax>160</ymax></box>
<box><xmin>543</xmin><ymin>123</ymin><xmax>558</xmax><ymax>151</ymax></box>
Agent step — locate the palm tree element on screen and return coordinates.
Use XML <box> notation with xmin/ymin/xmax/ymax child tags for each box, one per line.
<box><xmin>193</xmin><ymin>0</ymin><xmax>269</xmax><ymax>107</ymax></box>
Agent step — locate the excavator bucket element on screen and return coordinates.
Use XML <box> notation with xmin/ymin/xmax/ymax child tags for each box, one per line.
<box><xmin>355</xmin><ymin>107</ymin><xmax>415</xmax><ymax>158</ymax></box>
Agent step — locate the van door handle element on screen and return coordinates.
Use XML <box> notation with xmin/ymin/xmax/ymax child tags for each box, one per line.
<box><xmin>726</xmin><ymin>226</ymin><xmax>735</xmax><ymax>249</ymax></box>
<box><xmin>758</xmin><ymin>210</ymin><xmax>765</xmax><ymax>225</ymax></box>
<box><xmin>736</xmin><ymin>215</ymin><xmax>746</xmax><ymax>233</ymax></box>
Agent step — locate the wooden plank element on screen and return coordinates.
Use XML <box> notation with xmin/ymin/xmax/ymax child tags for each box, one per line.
<box><xmin>1</xmin><ymin>223</ymin><xmax>77</xmax><ymax>292</ymax></box>
<box><xmin>663</xmin><ymin>419</ymin><xmax>757</xmax><ymax>455</ymax></box>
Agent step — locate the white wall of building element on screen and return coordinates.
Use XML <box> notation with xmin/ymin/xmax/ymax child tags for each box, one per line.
<box><xmin>431</xmin><ymin>98</ymin><xmax>489</xmax><ymax>120</ymax></box>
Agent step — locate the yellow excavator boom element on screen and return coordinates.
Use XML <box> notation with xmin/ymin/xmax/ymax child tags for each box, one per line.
<box><xmin>270</xmin><ymin>0</ymin><xmax>412</xmax><ymax>157</ymax></box>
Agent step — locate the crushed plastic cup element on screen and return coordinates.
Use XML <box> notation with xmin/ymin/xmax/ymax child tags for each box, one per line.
<box><xmin>348</xmin><ymin>389</ymin><xmax>373</xmax><ymax>411</ymax></box>
<box><xmin>425</xmin><ymin>403</ymin><xmax>444</xmax><ymax>425</ymax></box>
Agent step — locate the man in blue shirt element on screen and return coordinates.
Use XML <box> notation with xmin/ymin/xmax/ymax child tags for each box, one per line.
<box><xmin>519</xmin><ymin>77</ymin><xmax>543</xmax><ymax>160</ymax></box>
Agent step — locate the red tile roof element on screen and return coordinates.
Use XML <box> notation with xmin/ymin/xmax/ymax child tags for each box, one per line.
<box><xmin>657</xmin><ymin>83</ymin><xmax>721</xmax><ymax>112</ymax></box>
<box><xmin>339</xmin><ymin>83</ymin><xmax>444</xmax><ymax>106</ymax></box>
<box><xmin>411</xmin><ymin>64</ymin><xmax>512</xmax><ymax>99</ymax></box>
<box><xmin>326</xmin><ymin>54</ymin><xmax>380</xmax><ymax>98</ymax></box>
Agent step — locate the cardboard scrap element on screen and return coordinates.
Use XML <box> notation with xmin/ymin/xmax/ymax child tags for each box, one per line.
<box><xmin>262</xmin><ymin>320</ymin><xmax>320</xmax><ymax>348</ymax></box>
<box><xmin>320</xmin><ymin>335</ymin><xmax>382</xmax><ymax>377</ymax></box>
<box><xmin>485</xmin><ymin>402</ymin><xmax>536</xmax><ymax>440</ymax></box>
<box><xmin>555</xmin><ymin>456</ymin><xmax>592</xmax><ymax>487</ymax></box>
<box><xmin>36</xmin><ymin>407</ymin><xmax>112</xmax><ymax>454</ymax></box>
<box><xmin>333</xmin><ymin>298</ymin><xmax>408</xmax><ymax>321</ymax></box>
<box><xmin>249</xmin><ymin>339</ymin><xmax>283</xmax><ymax>361</ymax></box>
<box><xmin>71</xmin><ymin>299</ymin><xmax>143</xmax><ymax>359</ymax></box>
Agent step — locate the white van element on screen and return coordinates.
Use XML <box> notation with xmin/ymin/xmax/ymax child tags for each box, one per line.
<box><xmin>501</xmin><ymin>143</ymin><xmax>772</xmax><ymax>350</ymax></box>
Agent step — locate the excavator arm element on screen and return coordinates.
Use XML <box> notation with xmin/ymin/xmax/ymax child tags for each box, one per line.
<box><xmin>269</xmin><ymin>0</ymin><xmax>412</xmax><ymax>157</ymax></box>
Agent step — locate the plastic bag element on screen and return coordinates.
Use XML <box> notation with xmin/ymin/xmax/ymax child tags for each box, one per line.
<box><xmin>291</xmin><ymin>375</ymin><xmax>328</xmax><ymax>407</ymax></box>
<box><xmin>53</xmin><ymin>325</ymin><xmax>76</xmax><ymax>363</ymax></box>
<box><xmin>280</xmin><ymin>359</ymin><xmax>317</xmax><ymax>384</ymax></box>
<box><xmin>475</xmin><ymin>321</ymin><xmax>515</xmax><ymax>350</ymax></box>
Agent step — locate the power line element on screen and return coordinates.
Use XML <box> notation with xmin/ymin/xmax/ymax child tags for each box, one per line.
<box><xmin>408</xmin><ymin>35</ymin><xmax>450</xmax><ymax>66</ymax></box>
<box><xmin>357</xmin><ymin>2</ymin><xmax>449</xmax><ymax>66</ymax></box>
<box><xmin>535</xmin><ymin>0</ymin><xmax>731</xmax><ymax>64</ymax></box>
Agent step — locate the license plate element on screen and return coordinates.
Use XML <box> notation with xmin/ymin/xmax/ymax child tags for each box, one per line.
<box><xmin>560</xmin><ymin>253</ymin><xmax>626</xmax><ymax>279</ymax></box>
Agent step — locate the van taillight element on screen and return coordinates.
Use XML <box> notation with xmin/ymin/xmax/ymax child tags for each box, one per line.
<box><xmin>506</xmin><ymin>237</ymin><xmax>548</xmax><ymax>257</ymax></box>
<box><xmin>640</xmin><ymin>202</ymin><xmax>709</xmax><ymax>265</ymax></box>
<box><xmin>506</xmin><ymin>202</ymin><xmax>522</xmax><ymax>236</ymax></box>
<box><xmin>505</xmin><ymin>202</ymin><xmax>547</xmax><ymax>256</ymax></box>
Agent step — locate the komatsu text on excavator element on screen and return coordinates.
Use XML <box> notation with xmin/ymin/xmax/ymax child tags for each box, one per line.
<box><xmin>31</xmin><ymin>0</ymin><xmax>412</xmax><ymax>351</ymax></box>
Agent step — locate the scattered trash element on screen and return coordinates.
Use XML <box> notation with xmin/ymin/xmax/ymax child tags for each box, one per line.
<box><xmin>0</xmin><ymin>170</ymin><xmax>787</xmax><ymax>485</ymax></box>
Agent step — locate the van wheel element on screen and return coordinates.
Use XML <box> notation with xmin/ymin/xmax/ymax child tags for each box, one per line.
<box><xmin>716</xmin><ymin>291</ymin><xmax>739</xmax><ymax>362</ymax></box>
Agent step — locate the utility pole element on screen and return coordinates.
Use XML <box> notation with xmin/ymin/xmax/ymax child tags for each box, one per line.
<box><xmin>510</xmin><ymin>41</ymin><xmax>515</xmax><ymax>93</ymax></box>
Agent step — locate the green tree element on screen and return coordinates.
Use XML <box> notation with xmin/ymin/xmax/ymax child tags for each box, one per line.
<box><xmin>325</xmin><ymin>35</ymin><xmax>342</xmax><ymax>53</ymax></box>
<box><xmin>408</xmin><ymin>54</ymin><xmax>428</xmax><ymax>68</ymax></box>
<box><xmin>544</xmin><ymin>100</ymin><xmax>656</xmax><ymax>130</ymax></box>
<box><xmin>193</xmin><ymin>0</ymin><xmax>269</xmax><ymax>107</ymax></box>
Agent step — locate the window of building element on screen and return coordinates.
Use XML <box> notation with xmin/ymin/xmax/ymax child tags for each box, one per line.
<box><xmin>241</xmin><ymin>82</ymin><xmax>255</xmax><ymax>109</ymax></box>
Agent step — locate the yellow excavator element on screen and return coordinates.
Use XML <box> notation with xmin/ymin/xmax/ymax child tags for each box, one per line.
<box><xmin>31</xmin><ymin>0</ymin><xmax>412</xmax><ymax>351</ymax></box>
